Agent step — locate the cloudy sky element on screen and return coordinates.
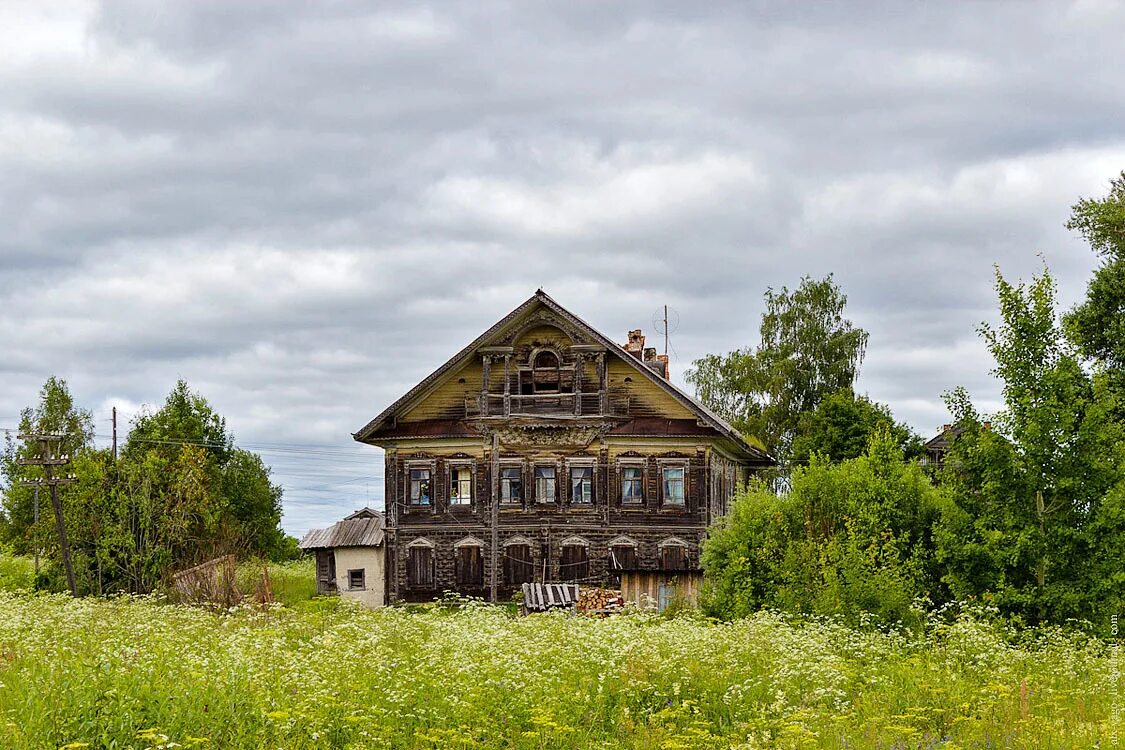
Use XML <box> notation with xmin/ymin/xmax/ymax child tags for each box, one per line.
<box><xmin>2</xmin><ymin>1</ymin><xmax>1124</xmax><ymax>537</ymax></box>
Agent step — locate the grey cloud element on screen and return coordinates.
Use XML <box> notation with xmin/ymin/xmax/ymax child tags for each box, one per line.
<box><xmin>1</xmin><ymin>0</ymin><xmax>1123</xmax><ymax>535</ymax></box>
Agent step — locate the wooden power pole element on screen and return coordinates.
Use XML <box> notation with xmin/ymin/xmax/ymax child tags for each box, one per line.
<box><xmin>18</xmin><ymin>433</ymin><xmax>78</xmax><ymax>596</ymax></box>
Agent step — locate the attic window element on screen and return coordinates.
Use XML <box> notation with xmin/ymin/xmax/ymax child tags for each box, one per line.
<box><xmin>531</xmin><ymin>350</ymin><xmax>560</xmax><ymax>393</ymax></box>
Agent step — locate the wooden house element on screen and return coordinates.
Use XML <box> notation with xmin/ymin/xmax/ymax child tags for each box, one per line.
<box><xmin>353</xmin><ymin>290</ymin><xmax>773</xmax><ymax>603</ymax></box>
<box><xmin>298</xmin><ymin>508</ymin><xmax>386</xmax><ymax>608</ymax></box>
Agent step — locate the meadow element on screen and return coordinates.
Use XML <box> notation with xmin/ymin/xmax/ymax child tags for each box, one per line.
<box><xmin>0</xmin><ymin>569</ymin><xmax>1117</xmax><ymax>750</ymax></box>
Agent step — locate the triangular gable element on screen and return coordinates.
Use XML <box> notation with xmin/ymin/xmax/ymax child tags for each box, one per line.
<box><xmin>353</xmin><ymin>290</ymin><xmax>772</xmax><ymax>463</ymax></box>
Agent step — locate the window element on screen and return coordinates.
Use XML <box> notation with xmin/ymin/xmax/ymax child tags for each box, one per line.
<box><xmin>661</xmin><ymin>544</ymin><xmax>688</xmax><ymax>570</ymax></box>
<box><xmin>409</xmin><ymin>468</ymin><xmax>432</xmax><ymax>506</ymax></box>
<box><xmin>504</xmin><ymin>543</ymin><xmax>534</xmax><ymax>585</ymax></box>
<box><xmin>449</xmin><ymin>466</ymin><xmax>472</xmax><ymax>506</ymax></box>
<box><xmin>455</xmin><ymin>545</ymin><xmax>483</xmax><ymax>586</ymax></box>
<box><xmin>570</xmin><ymin>466</ymin><xmax>593</xmax><ymax>504</ymax></box>
<box><xmin>559</xmin><ymin>544</ymin><xmax>589</xmax><ymax>581</ymax></box>
<box><xmin>535</xmin><ymin>466</ymin><xmax>556</xmax><ymax>503</ymax></box>
<box><xmin>658</xmin><ymin>582</ymin><xmax>676</xmax><ymax>611</ymax></box>
<box><xmin>500</xmin><ymin>467</ymin><xmax>523</xmax><ymax>503</ymax></box>
<box><xmin>347</xmin><ymin>568</ymin><xmax>365</xmax><ymax>591</ymax></box>
<box><xmin>532</xmin><ymin>350</ymin><xmax>560</xmax><ymax>393</ymax></box>
<box><xmin>407</xmin><ymin>546</ymin><xmax>434</xmax><ymax>587</ymax></box>
<box><xmin>621</xmin><ymin>466</ymin><xmax>643</xmax><ymax>504</ymax></box>
<box><xmin>609</xmin><ymin>544</ymin><xmax>637</xmax><ymax>570</ymax></box>
<box><xmin>662</xmin><ymin>466</ymin><xmax>685</xmax><ymax>505</ymax></box>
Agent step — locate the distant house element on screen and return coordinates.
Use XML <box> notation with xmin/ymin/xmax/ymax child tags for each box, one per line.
<box><xmin>298</xmin><ymin>508</ymin><xmax>385</xmax><ymax>608</ymax></box>
<box><xmin>351</xmin><ymin>289</ymin><xmax>774</xmax><ymax>605</ymax></box>
<box><xmin>922</xmin><ymin>421</ymin><xmax>989</xmax><ymax>468</ymax></box>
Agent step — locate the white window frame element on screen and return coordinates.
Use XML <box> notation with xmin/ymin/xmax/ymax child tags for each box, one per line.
<box><xmin>567</xmin><ymin>460</ymin><xmax>595</xmax><ymax>505</ymax></box>
<box><xmin>499</xmin><ymin>462</ymin><xmax>524</xmax><ymax>504</ymax></box>
<box><xmin>405</xmin><ymin>461</ymin><xmax>435</xmax><ymax>507</ymax></box>
<box><xmin>448</xmin><ymin>461</ymin><xmax>474</xmax><ymax>506</ymax></box>
<box><xmin>660</xmin><ymin>462</ymin><xmax>687</xmax><ymax>506</ymax></box>
<box><xmin>618</xmin><ymin>460</ymin><xmax>645</xmax><ymax>505</ymax></box>
<box><xmin>534</xmin><ymin>464</ymin><xmax>557</xmax><ymax>504</ymax></box>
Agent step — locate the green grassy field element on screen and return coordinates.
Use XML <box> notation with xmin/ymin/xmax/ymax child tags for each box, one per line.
<box><xmin>0</xmin><ymin>588</ymin><xmax>1116</xmax><ymax>749</ymax></box>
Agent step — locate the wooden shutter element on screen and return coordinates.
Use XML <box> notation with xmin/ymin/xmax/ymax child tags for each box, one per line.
<box><xmin>559</xmin><ymin>544</ymin><xmax>589</xmax><ymax>582</ymax></box>
<box><xmin>504</xmin><ymin>544</ymin><xmax>534</xmax><ymax>585</ymax></box>
<box><xmin>661</xmin><ymin>545</ymin><xmax>687</xmax><ymax>571</ymax></box>
<box><xmin>407</xmin><ymin>547</ymin><xmax>434</xmax><ymax>587</ymax></box>
<box><xmin>610</xmin><ymin>545</ymin><xmax>637</xmax><ymax>570</ymax></box>
<box><xmin>456</xmin><ymin>546</ymin><xmax>483</xmax><ymax>586</ymax></box>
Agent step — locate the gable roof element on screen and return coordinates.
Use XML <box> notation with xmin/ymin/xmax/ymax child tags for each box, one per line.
<box><xmin>299</xmin><ymin>515</ymin><xmax>384</xmax><ymax>550</ymax></box>
<box><xmin>353</xmin><ymin>290</ymin><xmax>772</xmax><ymax>464</ymax></box>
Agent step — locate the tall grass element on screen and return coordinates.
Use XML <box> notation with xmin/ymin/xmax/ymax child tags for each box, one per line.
<box><xmin>235</xmin><ymin>556</ymin><xmax>317</xmax><ymax>607</ymax></box>
<box><xmin>0</xmin><ymin>593</ymin><xmax>1115</xmax><ymax>749</ymax></box>
<box><xmin>0</xmin><ymin>553</ymin><xmax>34</xmax><ymax>592</ymax></box>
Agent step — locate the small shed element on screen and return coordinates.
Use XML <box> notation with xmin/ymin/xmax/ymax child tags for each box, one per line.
<box><xmin>299</xmin><ymin>511</ymin><xmax>386</xmax><ymax>608</ymax></box>
<box><xmin>620</xmin><ymin>570</ymin><xmax>703</xmax><ymax>611</ymax></box>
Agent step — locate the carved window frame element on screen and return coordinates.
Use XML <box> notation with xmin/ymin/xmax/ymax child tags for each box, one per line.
<box><xmin>616</xmin><ymin>458</ymin><xmax>646</xmax><ymax>506</ymax></box>
<box><xmin>566</xmin><ymin>459</ymin><xmax>596</xmax><ymax>506</ymax></box>
<box><xmin>657</xmin><ymin>459</ymin><xmax>688</xmax><ymax>507</ymax></box>
<box><xmin>499</xmin><ymin>460</ymin><xmax>525</xmax><ymax>506</ymax></box>
<box><xmin>446</xmin><ymin>459</ymin><xmax>475</xmax><ymax>509</ymax></box>
<box><xmin>404</xmin><ymin>460</ymin><xmax>436</xmax><ymax>509</ymax></box>
<box><xmin>533</xmin><ymin>463</ymin><xmax>558</xmax><ymax>504</ymax></box>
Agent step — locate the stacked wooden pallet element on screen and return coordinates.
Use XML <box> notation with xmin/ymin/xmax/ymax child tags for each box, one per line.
<box><xmin>521</xmin><ymin>582</ymin><xmax>579</xmax><ymax>613</ymax></box>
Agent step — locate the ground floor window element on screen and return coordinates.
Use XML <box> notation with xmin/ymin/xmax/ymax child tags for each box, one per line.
<box><xmin>347</xmin><ymin>568</ymin><xmax>365</xmax><ymax>591</ymax></box>
<box><xmin>407</xmin><ymin>546</ymin><xmax>434</xmax><ymax>587</ymax></box>
<box><xmin>560</xmin><ymin>544</ymin><xmax>589</xmax><ymax>581</ymax></box>
<box><xmin>504</xmin><ymin>543</ymin><xmax>534</xmax><ymax>586</ymax></box>
<box><xmin>456</xmin><ymin>545</ymin><xmax>483</xmax><ymax>586</ymax></box>
<box><xmin>661</xmin><ymin>544</ymin><xmax>688</xmax><ymax>570</ymax></box>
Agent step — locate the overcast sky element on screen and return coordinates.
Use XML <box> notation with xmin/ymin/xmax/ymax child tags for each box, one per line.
<box><xmin>2</xmin><ymin>1</ymin><xmax>1124</xmax><ymax>537</ymax></box>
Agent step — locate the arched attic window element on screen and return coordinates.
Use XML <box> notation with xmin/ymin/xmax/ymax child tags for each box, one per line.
<box><xmin>530</xmin><ymin>349</ymin><xmax>561</xmax><ymax>394</ymax></box>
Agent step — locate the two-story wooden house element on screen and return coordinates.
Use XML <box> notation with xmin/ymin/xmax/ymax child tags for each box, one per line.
<box><xmin>353</xmin><ymin>290</ymin><xmax>772</xmax><ymax>603</ymax></box>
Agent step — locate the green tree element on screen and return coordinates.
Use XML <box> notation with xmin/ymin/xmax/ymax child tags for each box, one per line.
<box><xmin>687</xmin><ymin>275</ymin><xmax>868</xmax><ymax>459</ymax></box>
<box><xmin>0</xmin><ymin>377</ymin><xmax>94</xmax><ymax>556</ymax></box>
<box><xmin>937</xmin><ymin>266</ymin><xmax>1124</xmax><ymax>625</ymax></box>
<box><xmin>790</xmin><ymin>388</ymin><xmax>923</xmax><ymax>465</ymax></box>
<box><xmin>702</xmin><ymin>430</ymin><xmax>946</xmax><ymax>626</ymax></box>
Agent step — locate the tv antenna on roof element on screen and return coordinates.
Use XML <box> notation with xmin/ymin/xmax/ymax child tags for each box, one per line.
<box><xmin>652</xmin><ymin>306</ymin><xmax>680</xmax><ymax>356</ymax></box>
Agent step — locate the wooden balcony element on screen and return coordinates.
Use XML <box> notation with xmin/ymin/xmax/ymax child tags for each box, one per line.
<box><xmin>466</xmin><ymin>391</ymin><xmax>628</xmax><ymax>419</ymax></box>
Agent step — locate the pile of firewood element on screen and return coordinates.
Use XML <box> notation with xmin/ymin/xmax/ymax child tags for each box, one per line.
<box><xmin>576</xmin><ymin>587</ymin><xmax>624</xmax><ymax>615</ymax></box>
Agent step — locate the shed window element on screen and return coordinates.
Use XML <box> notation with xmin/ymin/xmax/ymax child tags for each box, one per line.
<box><xmin>570</xmin><ymin>466</ymin><xmax>593</xmax><ymax>504</ymax></box>
<box><xmin>534</xmin><ymin>466</ymin><xmax>556</xmax><ymax>503</ymax></box>
<box><xmin>407</xmin><ymin>546</ymin><xmax>434</xmax><ymax>587</ymax></box>
<box><xmin>500</xmin><ymin>467</ymin><xmax>523</xmax><ymax>503</ymax></box>
<box><xmin>456</xmin><ymin>545</ymin><xmax>483</xmax><ymax>586</ymax></box>
<box><xmin>661</xmin><ymin>545</ymin><xmax>688</xmax><ymax>571</ymax></box>
<box><xmin>621</xmin><ymin>466</ymin><xmax>643</xmax><ymax>504</ymax></box>
<box><xmin>449</xmin><ymin>467</ymin><xmax>472</xmax><ymax>506</ymax></box>
<box><xmin>409</xmin><ymin>469</ymin><xmax>432</xmax><ymax>506</ymax></box>
<box><xmin>662</xmin><ymin>466</ymin><xmax>685</xmax><ymax>505</ymax></box>
<box><xmin>347</xmin><ymin>568</ymin><xmax>365</xmax><ymax>591</ymax></box>
<box><xmin>504</xmin><ymin>544</ymin><xmax>534</xmax><ymax>586</ymax></box>
<box><xmin>560</xmin><ymin>544</ymin><xmax>589</xmax><ymax>581</ymax></box>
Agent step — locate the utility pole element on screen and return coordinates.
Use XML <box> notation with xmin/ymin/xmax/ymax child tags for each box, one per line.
<box><xmin>18</xmin><ymin>433</ymin><xmax>78</xmax><ymax>596</ymax></box>
<box><xmin>111</xmin><ymin>406</ymin><xmax>118</xmax><ymax>463</ymax></box>
<box><xmin>490</xmin><ymin>432</ymin><xmax>500</xmax><ymax>603</ymax></box>
<box><xmin>33</xmin><ymin>486</ymin><xmax>39</xmax><ymax>576</ymax></box>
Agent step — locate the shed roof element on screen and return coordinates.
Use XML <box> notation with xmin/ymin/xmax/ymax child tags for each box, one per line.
<box><xmin>299</xmin><ymin>516</ymin><xmax>384</xmax><ymax>550</ymax></box>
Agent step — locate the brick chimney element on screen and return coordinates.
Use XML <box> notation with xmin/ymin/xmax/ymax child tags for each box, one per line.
<box><xmin>622</xmin><ymin>330</ymin><xmax>670</xmax><ymax>380</ymax></box>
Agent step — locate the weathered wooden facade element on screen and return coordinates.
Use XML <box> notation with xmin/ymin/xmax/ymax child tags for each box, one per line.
<box><xmin>354</xmin><ymin>290</ymin><xmax>773</xmax><ymax>603</ymax></box>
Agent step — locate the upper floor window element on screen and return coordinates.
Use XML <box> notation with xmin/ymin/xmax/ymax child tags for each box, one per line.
<box><xmin>535</xmin><ymin>466</ymin><xmax>556</xmax><ymax>503</ymax></box>
<box><xmin>621</xmin><ymin>466</ymin><xmax>644</xmax><ymax>504</ymax></box>
<box><xmin>662</xmin><ymin>466</ymin><xmax>685</xmax><ymax>506</ymax></box>
<box><xmin>570</xmin><ymin>466</ymin><xmax>593</xmax><ymax>504</ymax></box>
<box><xmin>500</xmin><ymin>466</ymin><xmax>523</xmax><ymax>503</ymax></box>
<box><xmin>449</xmin><ymin>466</ymin><xmax>472</xmax><ymax>506</ymax></box>
<box><xmin>409</xmin><ymin>468</ymin><xmax>432</xmax><ymax>506</ymax></box>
